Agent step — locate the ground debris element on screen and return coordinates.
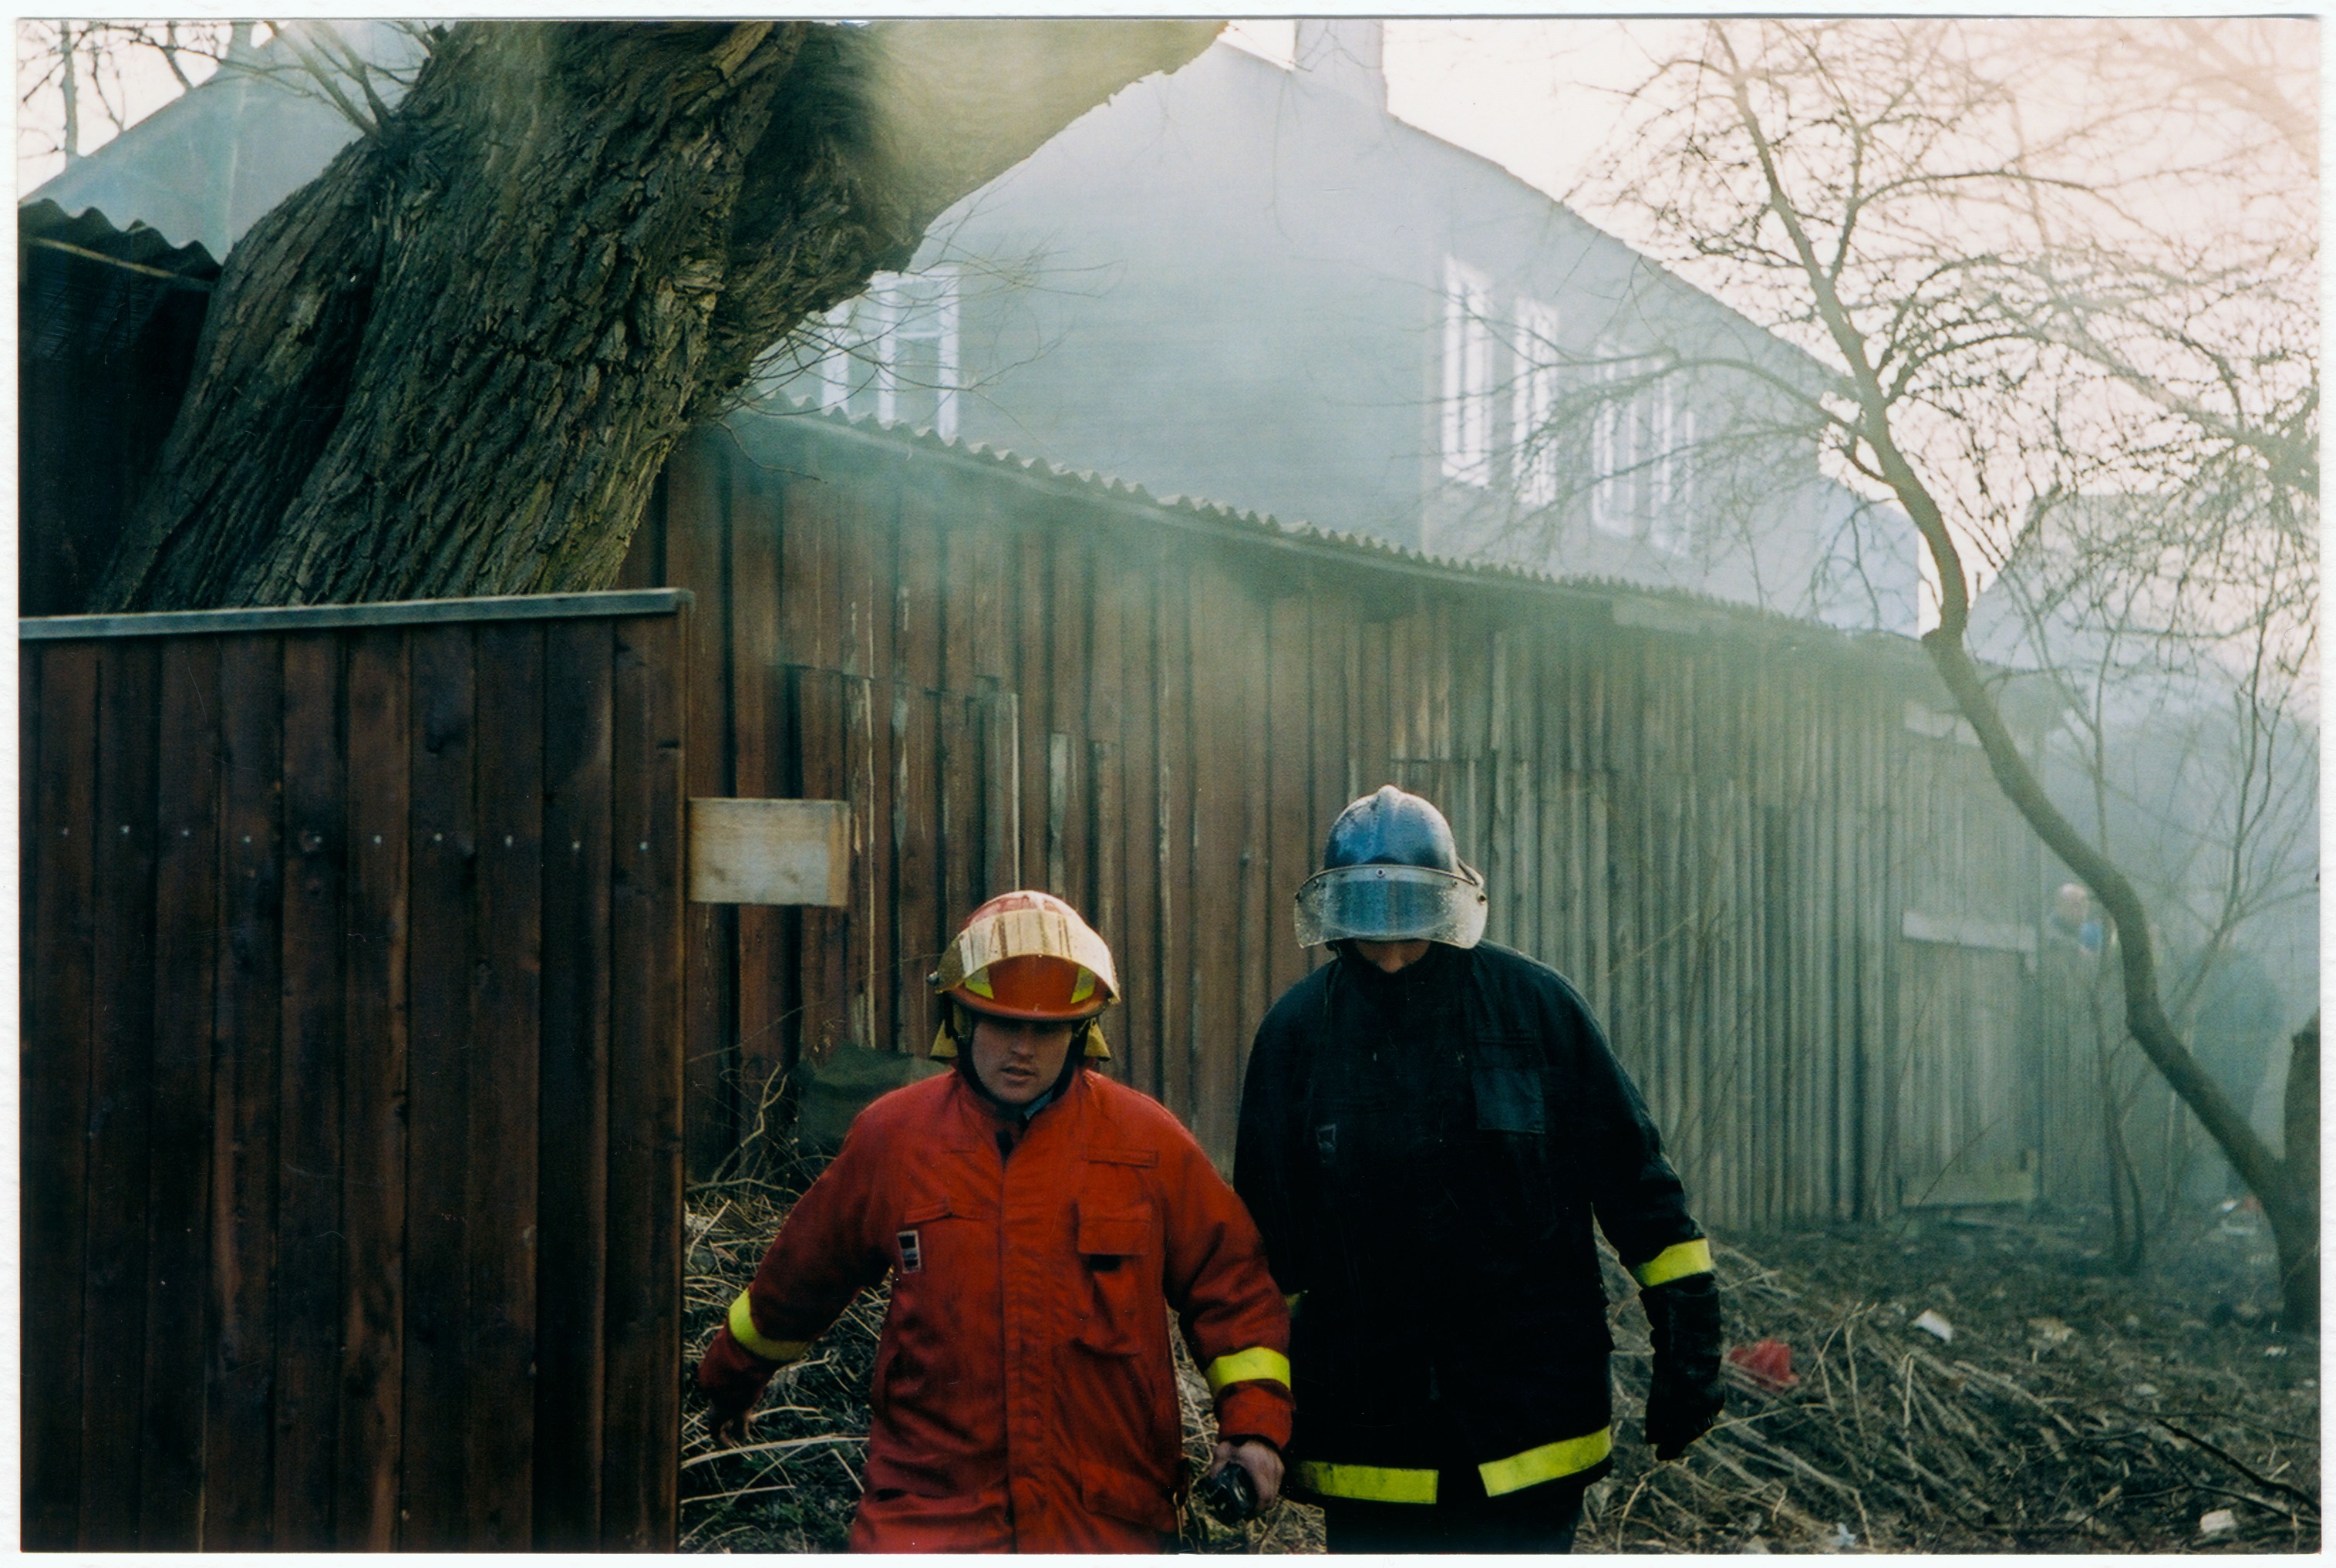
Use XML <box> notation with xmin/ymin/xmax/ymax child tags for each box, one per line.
<box><xmin>1582</xmin><ymin>1218</ymin><xmax>2319</xmax><ymax>1553</ymax></box>
<box><xmin>679</xmin><ymin>1169</ymin><xmax>2317</xmax><ymax>1554</ymax></box>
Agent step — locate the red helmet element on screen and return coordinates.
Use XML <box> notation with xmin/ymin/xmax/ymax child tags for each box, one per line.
<box><xmin>929</xmin><ymin>891</ymin><xmax>1119</xmax><ymax>1057</ymax></box>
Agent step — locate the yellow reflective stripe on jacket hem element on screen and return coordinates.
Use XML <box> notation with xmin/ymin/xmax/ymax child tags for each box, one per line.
<box><xmin>1478</xmin><ymin>1427</ymin><xmax>1613</xmax><ymax>1497</ymax></box>
<box><xmin>1293</xmin><ymin>1460</ymin><xmax>1440</xmax><ymax>1504</ymax></box>
<box><xmin>1630</xmin><ymin>1238</ymin><xmax>1714</xmax><ymax>1288</ymax></box>
<box><xmin>1204</xmin><ymin>1347</ymin><xmax>1291</xmax><ymax>1393</ymax></box>
<box><xmin>727</xmin><ymin>1290</ymin><xmax>809</xmax><ymax>1365</ymax></box>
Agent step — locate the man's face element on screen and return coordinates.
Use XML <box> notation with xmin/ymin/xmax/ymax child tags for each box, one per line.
<box><xmin>1352</xmin><ymin>939</ymin><xmax>1431</xmax><ymax>973</ymax></box>
<box><xmin>968</xmin><ymin>1013</ymin><xmax>1080</xmax><ymax>1105</ymax></box>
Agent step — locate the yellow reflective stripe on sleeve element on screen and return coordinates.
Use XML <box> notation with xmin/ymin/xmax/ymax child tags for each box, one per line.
<box><xmin>1293</xmin><ymin>1460</ymin><xmax>1440</xmax><ymax>1505</ymax></box>
<box><xmin>1478</xmin><ymin>1427</ymin><xmax>1613</xmax><ymax>1497</ymax></box>
<box><xmin>1203</xmin><ymin>1347</ymin><xmax>1291</xmax><ymax>1393</ymax></box>
<box><xmin>1630</xmin><ymin>1238</ymin><xmax>1714</xmax><ymax>1288</ymax></box>
<box><xmin>727</xmin><ymin>1290</ymin><xmax>809</xmax><ymax>1365</ymax></box>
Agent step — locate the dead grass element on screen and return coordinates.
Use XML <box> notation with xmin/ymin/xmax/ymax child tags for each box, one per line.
<box><xmin>1582</xmin><ymin>1216</ymin><xmax>2320</xmax><ymax>1553</ymax></box>
<box><xmin>679</xmin><ymin>1150</ymin><xmax>2314</xmax><ymax>1554</ymax></box>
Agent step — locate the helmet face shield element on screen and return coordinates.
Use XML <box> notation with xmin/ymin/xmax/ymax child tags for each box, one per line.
<box><xmin>1293</xmin><ymin>862</ymin><xmax>1488</xmax><ymax>949</ymax></box>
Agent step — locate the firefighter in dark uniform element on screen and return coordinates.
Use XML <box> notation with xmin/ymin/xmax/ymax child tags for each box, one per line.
<box><xmin>1234</xmin><ymin>786</ymin><xmax>1725</xmax><ymax>1552</ymax></box>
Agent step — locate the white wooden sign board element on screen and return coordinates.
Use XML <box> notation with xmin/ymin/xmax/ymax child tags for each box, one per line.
<box><xmin>688</xmin><ymin>797</ymin><xmax>850</xmax><ymax>907</ymax></box>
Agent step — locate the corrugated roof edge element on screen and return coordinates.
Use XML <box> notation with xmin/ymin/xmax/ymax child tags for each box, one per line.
<box><xmin>718</xmin><ymin>396</ymin><xmax>1950</xmax><ymax>676</ymax></box>
<box><xmin>20</xmin><ymin>198</ymin><xmax>221</xmax><ymax>279</ymax></box>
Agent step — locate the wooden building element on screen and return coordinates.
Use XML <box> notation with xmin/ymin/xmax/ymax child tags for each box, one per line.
<box><xmin>619</xmin><ymin>403</ymin><xmax>2065</xmax><ymax>1230</ymax></box>
<box><xmin>20</xmin><ymin>592</ymin><xmax>691</xmax><ymax>1550</ymax></box>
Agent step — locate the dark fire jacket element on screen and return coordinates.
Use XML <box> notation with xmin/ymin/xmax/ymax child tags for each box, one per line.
<box><xmin>1233</xmin><ymin>940</ymin><xmax>1711</xmax><ymax>1506</ymax></box>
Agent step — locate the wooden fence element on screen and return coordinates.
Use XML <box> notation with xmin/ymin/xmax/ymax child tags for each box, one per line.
<box><xmin>622</xmin><ymin>410</ymin><xmax>2061</xmax><ymax>1229</ymax></box>
<box><xmin>19</xmin><ymin>590</ymin><xmax>689</xmax><ymax>1552</ymax></box>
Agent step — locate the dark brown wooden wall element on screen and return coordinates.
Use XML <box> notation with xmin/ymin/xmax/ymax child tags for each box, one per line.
<box><xmin>19</xmin><ymin>592</ymin><xmax>688</xmax><ymax>1552</ymax></box>
<box><xmin>626</xmin><ymin>413</ymin><xmax>2055</xmax><ymax>1232</ymax></box>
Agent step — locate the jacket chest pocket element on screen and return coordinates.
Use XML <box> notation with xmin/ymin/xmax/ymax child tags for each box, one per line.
<box><xmin>1471</xmin><ymin>1066</ymin><xmax>1546</xmax><ymax>1134</ymax></box>
<box><xmin>1074</xmin><ymin>1201</ymin><xmax>1156</xmax><ymax>1356</ymax></box>
<box><xmin>1470</xmin><ymin>1036</ymin><xmax>1560</xmax><ymax>1245</ymax></box>
<box><xmin>1471</xmin><ymin>1036</ymin><xmax>1546</xmax><ymax>1135</ymax></box>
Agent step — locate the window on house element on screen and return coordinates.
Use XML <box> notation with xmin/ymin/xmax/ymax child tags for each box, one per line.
<box><xmin>1591</xmin><ymin>349</ymin><xmax>1697</xmax><ymax>552</ymax></box>
<box><xmin>1512</xmin><ymin>296</ymin><xmax>1560</xmax><ymax>508</ymax></box>
<box><xmin>1646</xmin><ymin>394</ymin><xmax>1697</xmax><ymax>554</ymax></box>
<box><xmin>1589</xmin><ymin>354</ymin><xmax>1638</xmax><ymax>537</ymax></box>
<box><xmin>1441</xmin><ymin>258</ymin><xmax>1495</xmax><ymax>486</ymax></box>
<box><xmin>813</xmin><ymin>265</ymin><xmax>962</xmax><ymax>438</ymax></box>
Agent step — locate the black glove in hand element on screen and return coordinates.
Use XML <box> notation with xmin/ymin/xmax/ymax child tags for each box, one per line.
<box><xmin>1640</xmin><ymin>1271</ymin><xmax>1724</xmax><ymax>1461</ymax></box>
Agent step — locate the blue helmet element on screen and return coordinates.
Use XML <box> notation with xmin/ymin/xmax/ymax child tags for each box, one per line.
<box><xmin>1294</xmin><ymin>785</ymin><xmax>1488</xmax><ymax>949</ymax></box>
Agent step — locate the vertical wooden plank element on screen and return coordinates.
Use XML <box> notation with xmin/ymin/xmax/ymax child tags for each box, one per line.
<box><xmin>1080</xmin><ymin>534</ymin><xmax>1124</xmax><ymax>1076</ymax></box>
<box><xmin>1265</xmin><ymin>593</ymin><xmax>1313</xmax><ymax>1010</ymax></box>
<box><xmin>1016</xmin><ymin>528</ymin><xmax>1050</xmax><ymax>894</ymax></box>
<box><xmin>667</xmin><ymin>440</ymin><xmax>737</xmax><ymax>1179</ymax></box>
<box><xmin>1306</xmin><ymin>592</ymin><xmax>1353</xmax><ymax>936</ymax></box>
<box><xmin>1357</xmin><ymin>619</ymin><xmax>1389</xmax><ymax>797</ymax></box>
<box><xmin>1234</xmin><ymin>580</ymin><xmax>1272</xmax><ymax>1101</ymax></box>
<box><xmin>935</xmin><ymin>487</ymin><xmax>984</xmax><ymax>931</ymax></box>
<box><xmin>844</xmin><ymin>670</ymin><xmax>879</xmax><ymax>1050</ymax></box>
<box><xmin>1154</xmin><ymin>562</ymin><xmax>1194</xmax><ymax>1125</ymax></box>
<box><xmin>839</xmin><ymin>461</ymin><xmax>897</xmax><ymax>1056</ymax></box>
<box><xmin>979</xmin><ymin>683</ymin><xmax>1022</xmax><ymax>899</ymax></box>
<box><xmin>938</xmin><ymin>695</ymin><xmax>981</xmax><ymax>964</ymax></box>
<box><xmin>796</xmin><ymin>666</ymin><xmax>851</xmax><ymax>1060</ymax></box>
<box><xmin>338</xmin><ymin>627</ymin><xmax>409</xmax><ymax>1549</ymax></box>
<box><xmin>935</xmin><ymin>479</ymin><xmax>977</xmax><ymax>698</ymax></box>
<box><xmin>273</xmin><ymin>632</ymin><xmax>346</xmax><ymax>1549</ymax></box>
<box><xmin>787</xmin><ymin>456</ymin><xmax>851</xmax><ymax>1064</ymax></box>
<box><xmin>1047</xmin><ymin>731</ymin><xmax>1074</xmax><ymax>898</ymax></box>
<box><xmin>603</xmin><ymin>608</ymin><xmax>689</xmax><ymax>1550</ymax></box>
<box><xmin>23</xmin><ymin>642</ymin><xmax>96</xmax><ymax>1549</ymax></box>
<box><xmin>1508</xmin><ymin>630</ymin><xmax>1542</xmax><ymax>963</ymax></box>
<box><xmin>466</xmin><ymin>622</ymin><xmax>545</xmax><ymax>1549</ymax></box>
<box><xmin>892</xmin><ymin>487</ymin><xmax>945</xmax><ymax>1056</ymax></box>
<box><xmin>79</xmin><ymin>639</ymin><xmax>162</xmax><ymax>1549</ymax></box>
<box><xmin>1049</xmin><ymin>531</ymin><xmax>1091</xmax><ymax>914</ymax></box>
<box><xmin>400</xmin><ymin>624</ymin><xmax>474</xmax><ymax>1549</ymax></box>
<box><xmin>731</xmin><ymin>459</ymin><xmax>789</xmax><ymax>1102</ymax></box>
<box><xmin>966</xmin><ymin>496</ymin><xmax>1009</xmax><ymax>688</ymax></box>
<box><xmin>1087</xmin><ymin>737</ymin><xmax>1123</xmax><ymax>1079</ymax></box>
<box><xmin>534</xmin><ymin>618</ymin><xmax>615</xmax><ymax>1549</ymax></box>
<box><xmin>1187</xmin><ymin>561</ymin><xmax>1244</xmax><ymax>1163</ymax></box>
<box><xmin>1116</xmin><ymin>563</ymin><xmax>1162</xmax><ymax>1098</ymax></box>
<box><xmin>138</xmin><ymin>637</ymin><xmax>221</xmax><ymax>1548</ymax></box>
<box><xmin>207</xmin><ymin>634</ymin><xmax>285</xmax><ymax>1551</ymax></box>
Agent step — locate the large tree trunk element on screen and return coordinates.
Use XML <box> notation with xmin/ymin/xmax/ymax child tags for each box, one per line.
<box><xmin>92</xmin><ymin>19</ymin><xmax>1219</xmax><ymax>611</ymax></box>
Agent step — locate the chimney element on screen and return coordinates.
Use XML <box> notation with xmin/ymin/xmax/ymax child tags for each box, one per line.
<box><xmin>1293</xmin><ymin>19</ymin><xmax>1387</xmax><ymax>114</ymax></box>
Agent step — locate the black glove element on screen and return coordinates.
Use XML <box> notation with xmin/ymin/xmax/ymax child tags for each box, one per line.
<box><xmin>1641</xmin><ymin>1272</ymin><xmax>1724</xmax><ymax>1461</ymax></box>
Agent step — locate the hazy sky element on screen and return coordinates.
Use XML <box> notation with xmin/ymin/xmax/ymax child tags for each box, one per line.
<box><xmin>17</xmin><ymin>18</ymin><xmax>1694</xmax><ymax>201</ymax></box>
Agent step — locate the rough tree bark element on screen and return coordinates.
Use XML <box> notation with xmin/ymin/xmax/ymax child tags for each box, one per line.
<box><xmin>92</xmin><ymin>19</ymin><xmax>1219</xmax><ymax>611</ymax></box>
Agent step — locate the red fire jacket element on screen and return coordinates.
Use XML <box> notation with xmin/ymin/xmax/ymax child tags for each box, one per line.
<box><xmin>696</xmin><ymin>1065</ymin><xmax>1294</xmax><ymax>1552</ymax></box>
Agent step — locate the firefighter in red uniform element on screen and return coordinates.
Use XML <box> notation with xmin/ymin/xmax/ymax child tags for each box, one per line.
<box><xmin>695</xmin><ymin>891</ymin><xmax>1293</xmax><ymax>1552</ymax></box>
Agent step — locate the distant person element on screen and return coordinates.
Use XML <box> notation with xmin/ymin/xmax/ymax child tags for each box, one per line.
<box><xmin>1235</xmin><ymin>786</ymin><xmax>1724</xmax><ymax>1553</ymax></box>
<box><xmin>694</xmin><ymin>890</ymin><xmax>1291</xmax><ymax>1552</ymax></box>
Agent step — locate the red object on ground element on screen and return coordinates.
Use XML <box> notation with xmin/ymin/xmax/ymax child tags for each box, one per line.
<box><xmin>696</xmin><ymin>1067</ymin><xmax>1293</xmax><ymax>1551</ymax></box>
<box><xmin>1728</xmin><ymin>1338</ymin><xmax>1800</xmax><ymax>1391</ymax></box>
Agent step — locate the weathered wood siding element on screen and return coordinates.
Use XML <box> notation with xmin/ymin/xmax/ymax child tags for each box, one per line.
<box><xmin>19</xmin><ymin>592</ymin><xmax>689</xmax><ymax>1552</ymax></box>
<box><xmin>629</xmin><ymin>412</ymin><xmax>2056</xmax><ymax>1232</ymax></box>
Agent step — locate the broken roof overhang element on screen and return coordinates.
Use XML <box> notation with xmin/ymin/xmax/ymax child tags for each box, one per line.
<box><xmin>21</xmin><ymin>199</ymin><xmax>221</xmax><ymax>365</ymax></box>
